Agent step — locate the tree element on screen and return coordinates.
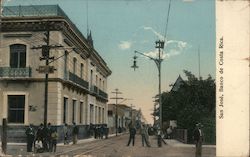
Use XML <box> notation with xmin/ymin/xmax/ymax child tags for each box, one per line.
<box><xmin>162</xmin><ymin>70</ymin><xmax>215</xmax><ymax>144</ymax></box>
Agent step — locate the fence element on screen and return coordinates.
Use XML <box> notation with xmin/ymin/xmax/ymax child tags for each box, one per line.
<box><xmin>174</xmin><ymin>129</ymin><xmax>188</xmax><ymax>143</ymax></box>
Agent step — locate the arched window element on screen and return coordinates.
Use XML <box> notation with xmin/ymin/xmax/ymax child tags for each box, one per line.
<box><xmin>10</xmin><ymin>44</ymin><xmax>26</xmax><ymax>68</ymax></box>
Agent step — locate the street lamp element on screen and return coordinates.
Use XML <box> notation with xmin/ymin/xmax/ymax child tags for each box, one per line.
<box><xmin>131</xmin><ymin>40</ymin><xmax>165</xmax><ymax>131</ymax></box>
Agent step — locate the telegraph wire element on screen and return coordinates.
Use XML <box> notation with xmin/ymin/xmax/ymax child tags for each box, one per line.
<box><xmin>163</xmin><ymin>0</ymin><xmax>172</xmax><ymax>47</ymax></box>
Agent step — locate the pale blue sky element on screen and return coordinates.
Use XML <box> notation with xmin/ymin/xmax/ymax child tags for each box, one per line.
<box><xmin>4</xmin><ymin>0</ymin><xmax>215</xmax><ymax>124</ymax></box>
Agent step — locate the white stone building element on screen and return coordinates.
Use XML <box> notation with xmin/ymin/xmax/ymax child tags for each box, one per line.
<box><xmin>0</xmin><ymin>5</ymin><xmax>111</xmax><ymax>142</ymax></box>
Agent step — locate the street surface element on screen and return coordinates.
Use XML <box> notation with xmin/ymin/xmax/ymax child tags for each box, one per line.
<box><xmin>5</xmin><ymin>134</ymin><xmax>215</xmax><ymax>157</ymax></box>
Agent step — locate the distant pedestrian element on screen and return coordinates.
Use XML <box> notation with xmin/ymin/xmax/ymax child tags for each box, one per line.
<box><xmin>25</xmin><ymin>124</ymin><xmax>35</xmax><ymax>152</ymax></box>
<box><xmin>157</xmin><ymin>128</ymin><xmax>167</xmax><ymax>147</ymax></box>
<box><xmin>63</xmin><ymin>123</ymin><xmax>69</xmax><ymax>145</ymax></box>
<box><xmin>36</xmin><ymin>123</ymin><xmax>44</xmax><ymax>143</ymax></box>
<box><xmin>47</xmin><ymin>123</ymin><xmax>53</xmax><ymax>152</ymax></box>
<box><xmin>166</xmin><ymin>126</ymin><xmax>173</xmax><ymax>139</ymax></box>
<box><xmin>105</xmin><ymin>126</ymin><xmax>109</xmax><ymax>139</ymax></box>
<box><xmin>193</xmin><ymin>123</ymin><xmax>203</xmax><ymax>157</ymax></box>
<box><xmin>100</xmin><ymin>125</ymin><xmax>104</xmax><ymax>139</ymax></box>
<box><xmin>141</xmin><ymin>124</ymin><xmax>150</xmax><ymax>147</ymax></box>
<box><xmin>94</xmin><ymin>126</ymin><xmax>97</xmax><ymax>139</ymax></box>
<box><xmin>72</xmin><ymin>122</ymin><xmax>79</xmax><ymax>144</ymax></box>
<box><xmin>127</xmin><ymin>126</ymin><xmax>136</xmax><ymax>146</ymax></box>
<box><xmin>51</xmin><ymin>128</ymin><xmax>58</xmax><ymax>152</ymax></box>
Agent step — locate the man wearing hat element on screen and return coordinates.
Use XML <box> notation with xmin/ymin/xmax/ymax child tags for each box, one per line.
<box><xmin>193</xmin><ymin>123</ymin><xmax>203</xmax><ymax>157</ymax></box>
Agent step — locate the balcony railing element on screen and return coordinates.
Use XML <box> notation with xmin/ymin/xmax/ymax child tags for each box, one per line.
<box><xmin>0</xmin><ymin>67</ymin><xmax>31</xmax><ymax>77</ymax></box>
<box><xmin>90</xmin><ymin>85</ymin><xmax>98</xmax><ymax>95</ymax></box>
<box><xmin>68</xmin><ymin>71</ymin><xmax>89</xmax><ymax>89</ymax></box>
<box><xmin>68</xmin><ymin>71</ymin><xmax>108</xmax><ymax>100</ymax></box>
<box><xmin>99</xmin><ymin>89</ymin><xmax>108</xmax><ymax>99</ymax></box>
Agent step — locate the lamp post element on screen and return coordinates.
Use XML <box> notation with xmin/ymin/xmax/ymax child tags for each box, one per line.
<box><xmin>131</xmin><ymin>40</ymin><xmax>165</xmax><ymax>130</ymax></box>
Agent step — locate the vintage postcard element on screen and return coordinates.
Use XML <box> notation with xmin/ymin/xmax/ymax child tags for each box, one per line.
<box><xmin>0</xmin><ymin>0</ymin><xmax>248</xmax><ymax>156</ymax></box>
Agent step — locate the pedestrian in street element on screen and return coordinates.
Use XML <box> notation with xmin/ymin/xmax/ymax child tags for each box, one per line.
<box><xmin>51</xmin><ymin>128</ymin><xmax>58</xmax><ymax>153</ymax></box>
<box><xmin>127</xmin><ymin>126</ymin><xmax>136</xmax><ymax>146</ymax></box>
<box><xmin>141</xmin><ymin>124</ymin><xmax>150</xmax><ymax>147</ymax></box>
<box><xmin>63</xmin><ymin>123</ymin><xmax>69</xmax><ymax>145</ymax></box>
<box><xmin>72</xmin><ymin>122</ymin><xmax>79</xmax><ymax>144</ymax></box>
<box><xmin>193</xmin><ymin>123</ymin><xmax>203</xmax><ymax>157</ymax></box>
<box><xmin>25</xmin><ymin>124</ymin><xmax>35</xmax><ymax>152</ymax></box>
<box><xmin>166</xmin><ymin>126</ymin><xmax>173</xmax><ymax>139</ymax></box>
<box><xmin>157</xmin><ymin>128</ymin><xmax>167</xmax><ymax>147</ymax></box>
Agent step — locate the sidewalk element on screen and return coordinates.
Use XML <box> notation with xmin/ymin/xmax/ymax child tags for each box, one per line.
<box><xmin>0</xmin><ymin>133</ymin><xmax>119</xmax><ymax>156</ymax></box>
<box><xmin>164</xmin><ymin>139</ymin><xmax>215</xmax><ymax>148</ymax></box>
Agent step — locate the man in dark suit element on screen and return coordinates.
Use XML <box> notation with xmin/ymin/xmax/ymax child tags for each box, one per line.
<box><xmin>193</xmin><ymin>123</ymin><xmax>203</xmax><ymax>157</ymax></box>
<box><xmin>25</xmin><ymin>124</ymin><xmax>35</xmax><ymax>152</ymax></box>
<box><xmin>127</xmin><ymin>126</ymin><xmax>136</xmax><ymax>146</ymax></box>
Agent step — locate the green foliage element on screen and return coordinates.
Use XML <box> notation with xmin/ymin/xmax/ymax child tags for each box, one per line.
<box><xmin>162</xmin><ymin>70</ymin><xmax>215</xmax><ymax>144</ymax></box>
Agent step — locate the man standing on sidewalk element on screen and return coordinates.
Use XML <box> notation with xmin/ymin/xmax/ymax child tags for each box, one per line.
<box><xmin>193</xmin><ymin>123</ymin><xmax>203</xmax><ymax>157</ymax></box>
<box><xmin>25</xmin><ymin>124</ymin><xmax>35</xmax><ymax>152</ymax></box>
<box><xmin>127</xmin><ymin>126</ymin><xmax>136</xmax><ymax>146</ymax></box>
<box><xmin>72</xmin><ymin>122</ymin><xmax>79</xmax><ymax>144</ymax></box>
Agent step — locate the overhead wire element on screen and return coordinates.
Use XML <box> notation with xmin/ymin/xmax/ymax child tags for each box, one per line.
<box><xmin>163</xmin><ymin>0</ymin><xmax>172</xmax><ymax>49</ymax></box>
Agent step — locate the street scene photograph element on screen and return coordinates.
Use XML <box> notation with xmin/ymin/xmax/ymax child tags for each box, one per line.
<box><xmin>0</xmin><ymin>0</ymin><xmax>216</xmax><ymax>156</ymax></box>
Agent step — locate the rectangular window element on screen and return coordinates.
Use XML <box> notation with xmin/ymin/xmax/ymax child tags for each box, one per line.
<box><xmin>90</xmin><ymin>104</ymin><xmax>94</xmax><ymax>124</ymax></box>
<box><xmin>10</xmin><ymin>44</ymin><xmax>26</xmax><ymax>68</ymax></box>
<box><xmin>63</xmin><ymin>97</ymin><xmax>68</xmax><ymax>124</ymax></box>
<box><xmin>72</xmin><ymin>100</ymin><xmax>76</xmax><ymax>123</ymax></box>
<box><xmin>102</xmin><ymin>108</ymin><xmax>105</xmax><ymax>123</ymax></box>
<box><xmin>8</xmin><ymin>95</ymin><xmax>25</xmax><ymax>123</ymax></box>
<box><xmin>64</xmin><ymin>51</ymin><xmax>68</xmax><ymax>79</ymax></box>
<box><xmin>73</xmin><ymin>58</ymin><xmax>77</xmax><ymax>74</ymax></box>
<box><xmin>80</xmin><ymin>102</ymin><xmax>83</xmax><ymax>124</ymax></box>
<box><xmin>80</xmin><ymin>63</ymin><xmax>84</xmax><ymax>79</ymax></box>
<box><xmin>108</xmin><ymin>110</ymin><xmax>113</xmax><ymax>116</ymax></box>
<box><xmin>95</xmin><ymin>106</ymin><xmax>97</xmax><ymax>123</ymax></box>
<box><xmin>99</xmin><ymin>107</ymin><xmax>101</xmax><ymax>123</ymax></box>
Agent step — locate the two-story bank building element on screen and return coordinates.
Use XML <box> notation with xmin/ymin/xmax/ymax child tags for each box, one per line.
<box><xmin>0</xmin><ymin>5</ymin><xmax>111</xmax><ymax>142</ymax></box>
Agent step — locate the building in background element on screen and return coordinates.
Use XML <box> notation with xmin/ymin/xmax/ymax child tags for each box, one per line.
<box><xmin>108</xmin><ymin>104</ymin><xmax>144</xmax><ymax>133</ymax></box>
<box><xmin>0</xmin><ymin>5</ymin><xmax>111</xmax><ymax>142</ymax></box>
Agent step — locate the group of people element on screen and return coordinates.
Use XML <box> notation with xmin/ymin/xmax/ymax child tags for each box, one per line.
<box><xmin>127</xmin><ymin>124</ymin><xmax>151</xmax><ymax>147</ymax></box>
<box><xmin>25</xmin><ymin>123</ymin><xmax>58</xmax><ymax>153</ymax></box>
<box><xmin>92</xmin><ymin>124</ymin><xmax>109</xmax><ymax>139</ymax></box>
<box><xmin>63</xmin><ymin>122</ymin><xmax>79</xmax><ymax>145</ymax></box>
<box><xmin>25</xmin><ymin>122</ymin><xmax>80</xmax><ymax>153</ymax></box>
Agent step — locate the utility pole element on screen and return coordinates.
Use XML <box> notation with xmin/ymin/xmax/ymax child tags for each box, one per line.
<box><xmin>110</xmin><ymin>88</ymin><xmax>123</xmax><ymax>136</ymax></box>
<box><xmin>198</xmin><ymin>45</ymin><xmax>201</xmax><ymax>80</ymax></box>
<box><xmin>152</xmin><ymin>96</ymin><xmax>158</xmax><ymax>126</ymax></box>
<box><xmin>132</xmin><ymin>40</ymin><xmax>164</xmax><ymax>147</ymax></box>
<box><xmin>155</xmin><ymin>40</ymin><xmax>164</xmax><ymax>131</ymax></box>
<box><xmin>130</xmin><ymin>104</ymin><xmax>135</xmax><ymax>126</ymax></box>
<box><xmin>31</xmin><ymin>21</ymin><xmax>62</xmax><ymax>126</ymax></box>
<box><xmin>132</xmin><ymin>40</ymin><xmax>164</xmax><ymax>130</ymax></box>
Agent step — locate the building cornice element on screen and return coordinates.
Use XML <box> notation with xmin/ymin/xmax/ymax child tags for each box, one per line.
<box><xmin>0</xmin><ymin>77</ymin><xmax>108</xmax><ymax>102</ymax></box>
<box><xmin>1</xmin><ymin>16</ymin><xmax>111</xmax><ymax>77</ymax></box>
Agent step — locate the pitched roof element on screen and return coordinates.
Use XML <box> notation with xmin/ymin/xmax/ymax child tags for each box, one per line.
<box><xmin>170</xmin><ymin>75</ymin><xmax>184</xmax><ymax>92</ymax></box>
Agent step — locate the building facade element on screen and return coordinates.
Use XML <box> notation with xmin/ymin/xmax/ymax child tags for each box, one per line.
<box><xmin>0</xmin><ymin>5</ymin><xmax>111</xmax><ymax>142</ymax></box>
